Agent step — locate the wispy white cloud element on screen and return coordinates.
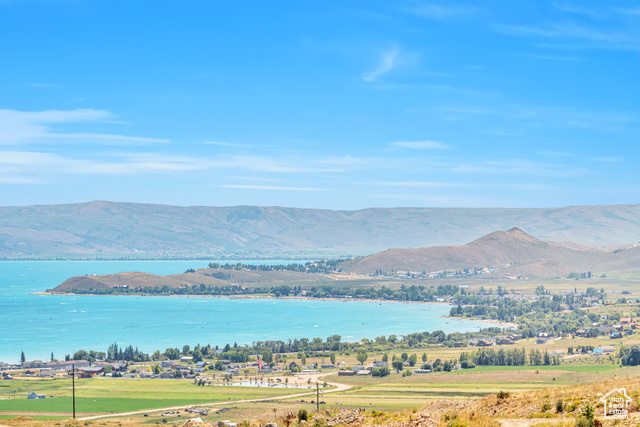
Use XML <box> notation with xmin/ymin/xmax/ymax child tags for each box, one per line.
<box><xmin>452</xmin><ymin>159</ymin><xmax>590</xmax><ymax>177</ymax></box>
<box><xmin>404</xmin><ymin>3</ymin><xmax>476</xmax><ymax>19</ymax></box>
<box><xmin>362</xmin><ymin>47</ymin><xmax>400</xmax><ymax>82</ymax></box>
<box><xmin>372</xmin><ymin>181</ymin><xmax>550</xmax><ymax>191</ymax></box>
<box><xmin>498</xmin><ymin>22</ymin><xmax>640</xmax><ymax>51</ymax></box>
<box><xmin>202</xmin><ymin>141</ymin><xmax>245</xmax><ymax>147</ymax></box>
<box><xmin>527</xmin><ymin>54</ymin><xmax>584</xmax><ymax>61</ymax></box>
<box><xmin>0</xmin><ymin>108</ymin><xmax>168</xmax><ymax>145</ymax></box>
<box><xmin>552</xmin><ymin>2</ymin><xmax>601</xmax><ymax>19</ymax></box>
<box><xmin>616</xmin><ymin>8</ymin><xmax>640</xmax><ymax>16</ymax></box>
<box><xmin>218</xmin><ymin>184</ymin><xmax>326</xmax><ymax>191</ymax></box>
<box><xmin>392</xmin><ymin>140</ymin><xmax>451</xmax><ymax>149</ymax></box>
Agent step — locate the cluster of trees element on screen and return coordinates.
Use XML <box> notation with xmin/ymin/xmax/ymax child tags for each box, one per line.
<box><xmin>458</xmin><ymin>347</ymin><xmax>561</xmax><ymax>367</ymax></box>
<box><xmin>207</xmin><ymin>260</ymin><xmax>345</xmax><ymax>274</ymax></box>
<box><xmin>70</xmin><ymin>282</ymin><xmax>466</xmax><ymax>302</ymax></box>
<box><xmin>61</xmin><ymin>324</ymin><xmax>509</xmax><ymax>370</ymax></box>
<box><xmin>619</xmin><ymin>345</ymin><xmax>640</xmax><ymax>366</ymax></box>
<box><xmin>448</xmin><ymin>288</ymin><xmax>618</xmax><ymax>337</ymax></box>
<box><xmin>105</xmin><ymin>343</ymin><xmax>149</xmax><ymax>362</ymax></box>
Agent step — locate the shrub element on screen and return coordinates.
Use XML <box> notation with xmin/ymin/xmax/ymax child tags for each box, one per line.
<box><xmin>574</xmin><ymin>417</ymin><xmax>591</xmax><ymax>427</ymax></box>
<box><xmin>372</xmin><ymin>366</ymin><xmax>390</xmax><ymax>377</ymax></box>
<box><xmin>541</xmin><ymin>402</ymin><xmax>551</xmax><ymax>412</ymax></box>
<box><xmin>556</xmin><ymin>399</ymin><xmax>565</xmax><ymax>413</ymax></box>
<box><xmin>497</xmin><ymin>390</ymin><xmax>510</xmax><ymax>399</ymax></box>
<box><xmin>298</xmin><ymin>409</ymin><xmax>308</xmax><ymax>422</ymax></box>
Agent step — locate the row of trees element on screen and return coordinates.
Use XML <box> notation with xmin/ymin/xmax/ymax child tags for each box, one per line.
<box><xmin>459</xmin><ymin>347</ymin><xmax>561</xmax><ymax>367</ymax></box>
<box><xmin>207</xmin><ymin>260</ymin><xmax>345</xmax><ymax>274</ymax></box>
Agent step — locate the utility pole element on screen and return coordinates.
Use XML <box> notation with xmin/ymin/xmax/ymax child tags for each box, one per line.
<box><xmin>316</xmin><ymin>381</ymin><xmax>319</xmax><ymax>412</ymax></box>
<box><xmin>72</xmin><ymin>363</ymin><xmax>76</xmax><ymax>419</ymax></box>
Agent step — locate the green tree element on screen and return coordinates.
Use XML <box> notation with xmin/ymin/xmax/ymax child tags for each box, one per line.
<box><xmin>382</xmin><ymin>353</ymin><xmax>388</xmax><ymax>362</ymax></box>
<box><xmin>356</xmin><ymin>350</ymin><xmax>368</xmax><ymax>365</ymax></box>
<box><xmin>401</xmin><ymin>352</ymin><xmax>408</xmax><ymax>361</ymax></box>
<box><xmin>409</xmin><ymin>353</ymin><xmax>418</xmax><ymax>367</ymax></box>
<box><xmin>301</xmin><ymin>354</ymin><xmax>307</xmax><ymax>365</ymax></box>
<box><xmin>422</xmin><ymin>353</ymin><xmax>427</xmax><ymax>362</ymax></box>
<box><xmin>262</xmin><ymin>349</ymin><xmax>273</xmax><ymax>364</ymax></box>
<box><xmin>20</xmin><ymin>352</ymin><xmax>25</xmax><ymax>363</ymax></box>
<box><xmin>153</xmin><ymin>365</ymin><xmax>161</xmax><ymax>375</ymax></box>
<box><xmin>182</xmin><ymin>345</ymin><xmax>190</xmax><ymax>355</ymax></box>
<box><xmin>330</xmin><ymin>353</ymin><xmax>336</xmax><ymax>364</ymax></box>
<box><xmin>392</xmin><ymin>359</ymin><xmax>404</xmax><ymax>372</ymax></box>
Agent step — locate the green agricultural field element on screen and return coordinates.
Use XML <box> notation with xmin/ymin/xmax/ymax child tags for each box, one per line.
<box><xmin>0</xmin><ymin>378</ymin><xmax>301</xmax><ymax>417</ymax></box>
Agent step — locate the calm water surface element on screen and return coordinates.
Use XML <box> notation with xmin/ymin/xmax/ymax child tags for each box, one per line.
<box><xmin>0</xmin><ymin>261</ymin><xmax>497</xmax><ymax>364</ymax></box>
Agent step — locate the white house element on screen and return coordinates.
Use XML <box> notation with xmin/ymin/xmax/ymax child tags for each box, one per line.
<box><xmin>27</xmin><ymin>392</ymin><xmax>46</xmax><ymax>399</ymax></box>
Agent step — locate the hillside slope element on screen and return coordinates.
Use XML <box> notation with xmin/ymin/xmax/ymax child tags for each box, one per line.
<box><xmin>2</xmin><ymin>201</ymin><xmax>640</xmax><ymax>257</ymax></box>
<box><xmin>341</xmin><ymin>227</ymin><xmax>640</xmax><ymax>277</ymax></box>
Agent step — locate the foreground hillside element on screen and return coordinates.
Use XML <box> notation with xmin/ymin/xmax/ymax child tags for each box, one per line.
<box><xmin>2</xmin><ymin>201</ymin><xmax>640</xmax><ymax>257</ymax></box>
<box><xmin>1</xmin><ymin>376</ymin><xmax>637</xmax><ymax>426</ymax></box>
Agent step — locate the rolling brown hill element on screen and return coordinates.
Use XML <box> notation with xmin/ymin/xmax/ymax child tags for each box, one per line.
<box><xmin>341</xmin><ymin>227</ymin><xmax>640</xmax><ymax>278</ymax></box>
<box><xmin>50</xmin><ymin>267</ymin><xmax>336</xmax><ymax>293</ymax></box>
<box><xmin>2</xmin><ymin>201</ymin><xmax>640</xmax><ymax>257</ymax></box>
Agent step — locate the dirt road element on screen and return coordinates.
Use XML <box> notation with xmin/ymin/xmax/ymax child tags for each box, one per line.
<box><xmin>78</xmin><ymin>373</ymin><xmax>351</xmax><ymax>421</ymax></box>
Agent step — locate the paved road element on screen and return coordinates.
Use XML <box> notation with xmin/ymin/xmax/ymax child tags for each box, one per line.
<box><xmin>78</xmin><ymin>373</ymin><xmax>351</xmax><ymax>421</ymax></box>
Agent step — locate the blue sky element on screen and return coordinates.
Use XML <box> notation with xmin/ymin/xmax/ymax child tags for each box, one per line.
<box><xmin>1</xmin><ymin>0</ymin><xmax>638</xmax><ymax>209</ymax></box>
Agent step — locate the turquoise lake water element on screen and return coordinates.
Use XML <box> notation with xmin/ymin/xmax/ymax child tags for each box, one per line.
<box><xmin>0</xmin><ymin>261</ymin><xmax>497</xmax><ymax>364</ymax></box>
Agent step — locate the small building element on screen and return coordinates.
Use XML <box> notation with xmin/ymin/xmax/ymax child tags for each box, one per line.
<box><xmin>288</xmin><ymin>362</ymin><xmax>299</xmax><ymax>369</ymax></box>
<box><xmin>575</xmin><ymin>328</ymin><xmax>589</xmax><ymax>337</ymax></box>
<box><xmin>180</xmin><ymin>356</ymin><xmax>193</xmax><ymax>363</ymax></box>
<box><xmin>320</xmin><ymin>364</ymin><xmax>335</xmax><ymax>369</ymax></box>
<box><xmin>414</xmin><ymin>369</ymin><xmax>432</xmax><ymax>374</ymax></box>
<box><xmin>27</xmin><ymin>392</ymin><xmax>46</xmax><ymax>400</ymax></box>
<box><xmin>496</xmin><ymin>337</ymin><xmax>514</xmax><ymax>345</ymax></box>
<box><xmin>602</xmin><ymin>345</ymin><xmax>616</xmax><ymax>353</ymax></box>
<box><xmin>161</xmin><ymin>361</ymin><xmax>173</xmax><ymax>368</ymax></box>
<box><xmin>621</xmin><ymin>318</ymin><xmax>632</xmax><ymax>324</ymax></box>
<box><xmin>356</xmin><ymin>369</ymin><xmax>371</xmax><ymax>375</ymax></box>
<box><xmin>44</xmin><ymin>360</ymin><xmax>90</xmax><ymax>371</ymax></box>
<box><xmin>371</xmin><ymin>360</ymin><xmax>388</xmax><ymax>368</ymax></box>
<box><xmin>338</xmin><ymin>370</ymin><xmax>356</xmax><ymax>376</ymax></box>
<box><xmin>21</xmin><ymin>360</ymin><xmax>43</xmax><ymax>369</ymax></box>
<box><xmin>536</xmin><ymin>337</ymin><xmax>548</xmax><ymax>344</ymax></box>
<box><xmin>110</xmin><ymin>362</ymin><xmax>128</xmax><ymax>372</ymax></box>
<box><xmin>610</xmin><ymin>332</ymin><xmax>623</xmax><ymax>339</ymax></box>
<box><xmin>39</xmin><ymin>369</ymin><xmax>56</xmax><ymax>377</ymax></box>
<box><xmin>80</xmin><ymin>366</ymin><xmax>105</xmax><ymax>378</ymax></box>
<box><xmin>477</xmin><ymin>339</ymin><xmax>493</xmax><ymax>347</ymax></box>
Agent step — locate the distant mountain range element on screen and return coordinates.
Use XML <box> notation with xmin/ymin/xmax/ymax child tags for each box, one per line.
<box><xmin>342</xmin><ymin>227</ymin><xmax>640</xmax><ymax>278</ymax></box>
<box><xmin>2</xmin><ymin>201</ymin><xmax>640</xmax><ymax>257</ymax></box>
